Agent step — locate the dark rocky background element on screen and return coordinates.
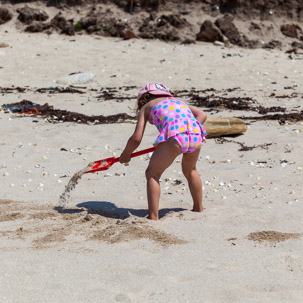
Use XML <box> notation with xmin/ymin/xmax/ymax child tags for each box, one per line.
<box><xmin>1</xmin><ymin>0</ymin><xmax>303</xmax><ymax>50</ymax></box>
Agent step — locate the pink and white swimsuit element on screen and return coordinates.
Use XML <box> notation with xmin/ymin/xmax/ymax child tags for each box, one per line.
<box><xmin>149</xmin><ymin>98</ymin><xmax>207</xmax><ymax>153</ymax></box>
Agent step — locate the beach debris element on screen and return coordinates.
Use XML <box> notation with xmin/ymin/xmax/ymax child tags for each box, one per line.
<box><xmin>55</xmin><ymin>72</ymin><xmax>94</xmax><ymax>85</ymax></box>
<box><xmin>3</xmin><ymin>100</ymin><xmax>135</xmax><ymax>124</ymax></box>
<box><xmin>215</xmin><ymin>137</ymin><xmax>273</xmax><ymax>152</ymax></box>
<box><xmin>241</xmin><ymin>112</ymin><xmax>303</xmax><ymax>124</ymax></box>
<box><xmin>213</xmin><ymin>41</ymin><xmax>224</xmax><ymax>46</ymax></box>
<box><xmin>204</xmin><ymin>117</ymin><xmax>247</xmax><ymax>138</ymax></box>
<box><xmin>36</xmin><ymin>87</ymin><xmax>85</xmax><ymax>94</ymax></box>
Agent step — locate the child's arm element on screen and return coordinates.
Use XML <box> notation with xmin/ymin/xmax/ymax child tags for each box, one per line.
<box><xmin>119</xmin><ymin>107</ymin><xmax>148</xmax><ymax>163</ymax></box>
<box><xmin>189</xmin><ymin>105</ymin><xmax>207</xmax><ymax>124</ymax></box>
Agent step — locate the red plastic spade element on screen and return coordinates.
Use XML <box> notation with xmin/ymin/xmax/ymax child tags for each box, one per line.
<box><xmin>84</xmin><ymin>147</ymin><xmax>155</xmax><ymax>174</ymax></box>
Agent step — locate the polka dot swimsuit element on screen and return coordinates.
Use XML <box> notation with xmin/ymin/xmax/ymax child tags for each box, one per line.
<box><xmin>149</xmin><ymin>98</ymin><xmax>207</xmax><ymax>153</ymax></box>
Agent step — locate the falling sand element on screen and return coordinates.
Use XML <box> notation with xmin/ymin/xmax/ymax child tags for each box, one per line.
<box><xmin>58</xmin><ymin>163</ymin><xmax>94</xmax><ymax>206</ymax></box>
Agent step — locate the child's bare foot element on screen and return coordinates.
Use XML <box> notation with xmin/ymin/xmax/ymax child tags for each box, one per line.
<box><xmin>192</xmin><ymin>206</ymin><xmax>203</xmax><ymax>212</ymax></box>
<box><xmin>148</xmin><ymin>213</ymin><xmax>159</xmax><ymax>220</ymax></box>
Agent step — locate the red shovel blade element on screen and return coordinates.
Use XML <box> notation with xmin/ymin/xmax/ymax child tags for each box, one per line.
<box><xmin>84</xmin><ymin>147</ymin><xmax>155</xmax><ymax>174</ymax></box>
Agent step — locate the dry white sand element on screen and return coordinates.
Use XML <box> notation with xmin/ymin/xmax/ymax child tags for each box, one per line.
<box><xmin>1</xmin><ymin>22</ymin><xmax>303</xmax><ymax>303</ymax></box>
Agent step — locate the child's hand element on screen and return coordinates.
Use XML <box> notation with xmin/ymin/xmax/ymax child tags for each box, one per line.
<box><xmin>119</xmin><ymin>152</ymin><xmax>131</xmax><ymax>164</ymax></box>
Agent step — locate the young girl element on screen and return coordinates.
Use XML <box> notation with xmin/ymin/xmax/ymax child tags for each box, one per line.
<box><xmin>119</xmin><ymin>83</ymin><xmax>207</xmax><ymax>220</ymax></box>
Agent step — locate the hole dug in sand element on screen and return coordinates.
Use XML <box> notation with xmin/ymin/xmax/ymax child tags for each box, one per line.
<box><xmin>247</xmin><ymin>231</ymin><xmax>302</xmax><ymax>243</ymax></box>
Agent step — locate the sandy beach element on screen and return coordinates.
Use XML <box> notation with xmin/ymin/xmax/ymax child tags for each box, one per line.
<box><xmin>1</xmin><ymin>2</ymin><xmax>303</xmax><ymax>302</ymax></box>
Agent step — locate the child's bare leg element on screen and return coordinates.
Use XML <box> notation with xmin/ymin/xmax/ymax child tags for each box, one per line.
<box><xmin>182</xmin><ymin>148</ymin><xmax>203</xmax><ymax>212</ymax></box>
<box><xmin>145</xmin><ymin>139</ymin><xmax>181</xmax><ymax>220</ymax></box>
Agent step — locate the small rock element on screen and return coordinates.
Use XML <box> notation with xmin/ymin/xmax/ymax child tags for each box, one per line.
<box><xmin>0</xmin><ymin>7</ymin><xmax>13</xmax><ymax>25</ymax></box>
<box><xmin>51</xmin><ymin>13</ymin><xmax>75</xmax><ymax>36</ymax></box>
<box><xmin>17</xmin><ymin>6</ymin><xmax>49</xmax><ymax>24</ymax></box>
<box><xmin>124</xmin><ymin>30</ymin><xmax>138</xmax><ymax>40</ymax></box>
<box><xmin>281</xmin><ymin>24</ymin><xmax>302</xmax><ymax>39</ymax></box>
<box><xmin>196</xmin><ymin>20</ymin><xmax>224</xmax><ymax>43</ymax></box>
<box><xmin>215</xmin><ymin>14</ymin><xmax>241</xmax><ymax>45</ymax></box>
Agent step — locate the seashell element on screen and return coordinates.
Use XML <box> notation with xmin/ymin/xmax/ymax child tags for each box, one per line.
<box><xmin>35</xmin><ymin>164</ymin><xmax>40</xmax><ymax>168</ymax></box>
<box><xmin>3</xmin><ymin>172</ymin><xmax>9</xmax><ymax>176</ymax></box>
<box><xmin>10</xmin><ymin>183</ymin><xmax>15</xmax><ymax>187</ymax></box>
<box><xmin>57</xmin><ymin>179</ymin><xmax>62</xmax><ymax>183</ymax></box>
<box><xmin>219</xmin><ymin>181</ymin><xmax>225</xmax><ymax>186</ymax></box>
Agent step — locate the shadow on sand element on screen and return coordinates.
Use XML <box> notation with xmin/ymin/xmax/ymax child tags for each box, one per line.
<box><xmin>54</xmin><ymin>201</ymin><xmax>186</xmax><ymax>219</ymax></box>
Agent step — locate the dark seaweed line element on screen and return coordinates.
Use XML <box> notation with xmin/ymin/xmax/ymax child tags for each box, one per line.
<box><xmin>3</xmin><ymin>100</ymin><xmax>136</xmax><ymax>124</ymax></box>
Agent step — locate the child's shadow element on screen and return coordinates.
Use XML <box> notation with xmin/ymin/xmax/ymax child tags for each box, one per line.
<box><xmin>55</xmin><ymin>201</ymin><xmax>186</xmax><ymax>219</ymax></box>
